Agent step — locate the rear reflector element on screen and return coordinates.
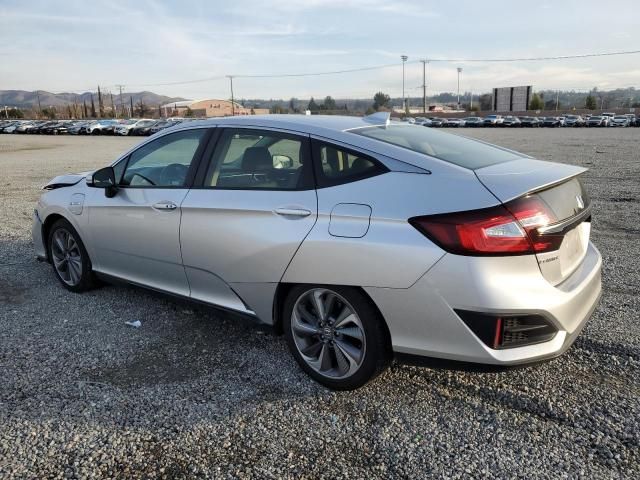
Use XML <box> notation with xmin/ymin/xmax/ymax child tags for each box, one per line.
<box><xmin>409</xmin><ymin>194</ymin><xmax>563</xmax><ymax>256</ymax></box>
<box><xmin>456</xmin><ymin>310</ymin><xmax>557</xmax><ymax>349</ymax></box>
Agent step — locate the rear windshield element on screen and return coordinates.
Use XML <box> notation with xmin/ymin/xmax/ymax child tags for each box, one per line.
<box><xmin>351</xmin><ymin>124</ymin><xmax>521</xmax><ymax>169</ymax></box>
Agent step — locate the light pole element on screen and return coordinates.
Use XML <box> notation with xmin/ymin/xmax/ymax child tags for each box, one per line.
<box><xmin>401</xmin><ymin>55</ymin><xmax>408</xmax><ymax>113</ymax></box>
<box><xmin>227</xmin><ymin>75</ymin><xmax>235</xmax><ymax>116</ymax></box>
<box><xmin>421</xmin><ymin>59</ymin><xmax>428</xmax><ymax>113</ymax></box>
<box><xmin>456</xmin><ymin>67</ymin><xmax>462</xmax><ymax>109</ymax></box>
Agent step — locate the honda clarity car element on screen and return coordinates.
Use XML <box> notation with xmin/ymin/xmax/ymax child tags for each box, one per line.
<box><xmin>33</xmin><ymin>113</ymin><xmax>602</xmax><ymax>390</ymax></box>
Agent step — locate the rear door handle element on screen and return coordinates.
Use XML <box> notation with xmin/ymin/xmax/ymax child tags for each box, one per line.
<box><xmin>152</xmin><ymin>201</ymin><xmax>178</xmax><ymax>211</ymax></box>
<box><xmin>274</xmin><ymin>208</ymin><xmax>312</xmax><ymax>218</ymax></box>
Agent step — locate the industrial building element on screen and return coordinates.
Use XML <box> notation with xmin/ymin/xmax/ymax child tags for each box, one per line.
<box><xmin>160</xmin><ymin>99</ymin><xmax>269</xmax><ymax>118</ymax></box>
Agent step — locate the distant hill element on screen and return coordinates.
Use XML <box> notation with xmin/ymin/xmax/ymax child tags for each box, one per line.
<box><xmin>0</xmin><ymin>90</ymin><xmax>187</xmax><ymax>109</ymax></box>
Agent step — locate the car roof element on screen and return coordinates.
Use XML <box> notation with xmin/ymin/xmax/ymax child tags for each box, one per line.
<box><xmin>181</xmin><ymin>114</ymin><xmax>388</xmax><ymax>135</ymax></box>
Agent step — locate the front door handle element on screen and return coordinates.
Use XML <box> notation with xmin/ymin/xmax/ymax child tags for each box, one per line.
<box><xmin>152</xmin><ymin>201</ymin><xmax>178</xmax><ymax>211</ymax></box>
<box><xmin>274</xmin><ymin>207</ymin><xmax>312</xmax><ymax>218</ymax></box>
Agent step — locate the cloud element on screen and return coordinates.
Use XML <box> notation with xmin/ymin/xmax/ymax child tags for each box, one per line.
<box><xmin>2</xmin><ymin>0</ymin><xmax>639</xmax><ymax>98</ymax></box>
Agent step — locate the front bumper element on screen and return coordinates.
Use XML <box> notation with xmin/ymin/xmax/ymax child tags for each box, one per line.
<box><xmin>366</xmin><ymin>241</ymin><xmax>602</xmax><ymax>365</ymax></box>
<box><xmin>32</xmin><ymin>209</ymin><xmax>47</xmax><ymax>261</ymax></box>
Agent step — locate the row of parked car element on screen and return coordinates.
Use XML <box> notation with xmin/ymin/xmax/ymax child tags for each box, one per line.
<box><xmin>0</xmin><ymin>118</ymin><xmax>188</xmax><ymax>136</ymax></box>
<box><xmin>404</xmin><ymin>112</ymin><xmax>640</xmax><ymax>128</ymax></box>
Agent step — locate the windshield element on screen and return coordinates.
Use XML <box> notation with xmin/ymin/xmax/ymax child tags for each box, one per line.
<box><xmin>351</xmin><ymin>124</ymin><xmax>521</xmax><ymax>169</ymax></box>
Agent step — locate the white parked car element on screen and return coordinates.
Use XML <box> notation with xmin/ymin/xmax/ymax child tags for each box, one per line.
<box><xmin>610</xmin><ymin>116</ymin><xmax>630</xmax><ymax>127</ymax></box>
<box><xmin>114</xmin><ymin>119</ymin><xmax>150</xmax><ymax>136</ymax></box>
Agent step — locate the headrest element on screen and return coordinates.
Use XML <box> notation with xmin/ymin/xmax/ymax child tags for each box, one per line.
<box><xmin>242</xmin><ymin>147</ymin><xmax>273</xmax><ymax>171</ymax></box>
<box><xmin>351</xmin><ymin>157</ymin><xmax>370</xmax><ymax>172</ymax></box>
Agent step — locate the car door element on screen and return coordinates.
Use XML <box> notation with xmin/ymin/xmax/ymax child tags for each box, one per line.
<box><xmin>179</xmin><ymin>127</ymin><xmax>317</xmax><ymax>320</ymax></box>
<box><xmin>87</xmin><ymin>127</ymin><xmax>211</xmax><ymax>296</ymax></box>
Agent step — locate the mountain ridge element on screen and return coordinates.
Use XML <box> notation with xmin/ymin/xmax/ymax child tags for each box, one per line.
<box><xmin>0</xmin><ymin>90</ymin><xmax>187</xmax><ymax>109</ymax></box>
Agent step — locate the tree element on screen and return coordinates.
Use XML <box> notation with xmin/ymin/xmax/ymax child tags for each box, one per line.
<box><xmin>83</xmin><ymin>99</ymin><xmax>88</xmax><ymax>118</ymax></box>
<box><xmin>307</xmin><ymin>97</ymin><xmax>319</xmax><ymax>111</ymax></box>
<box><xmin>135</xmin><ymin>99</ymin><xmax>149</xmax><ymax>117</ymax></box>
<box><xmin>184</xmin><ymin>107</ymin><xmax>194</xmax><ymax>117</ymax></box>
<box><xmin>90</xmin><ymin>95</ymin><xmax>97</xmax><ymax>118</ymax></box>
<box><xmin>289</xmin><ymin>97</ymin><xmax>298</xmax><ymax>113</ymax></box>
<box><xmin>478</xmin><ymin>93</ymin><xmax>492</xmax><ymax>111</ymax></box>
<box><xmin>585</xmin><ymin>94</ymin><xmax>597</xmax><ymax>110</ymax></box>
<box><xmin>130</xmin><ymin>97</ymin><xmax>134</xmax><ymax>118</ymax></box>
<box><xmin>42</xmin><ymin>107</ymin><xmax>57</xmax><ymax>119</ymax></box>
<box><xmin>373</xmin><ymin>91</ymin><xmax>390</xmax><ymax>111</ymax></box>
<box><xmin>97</xmin><ymin>86</ymin><xmax>104</xmax><ymax>118</ymax></box>
<box><xmin>4</xmin><ymin>107</ymin><xmax>24</xmax><ymax>119</ymax></box>
<box><xmin>270</xmin><ymin>105</ymin><xmax>286</xmax><ymax>114</ymax></box>
<box><xmin>323</xmin><ymin>96</ymin><xmax>336</xmax><ymax>110</ymax></box>
<box><xmin>544</xmin><ymin>99</ymin><xmax>557</xmax><ymax>110</ymax></box>
<box><xmin>529</xmin><ymin>93</ymin><xmax>543</xmax><ymax>110</ymax></box>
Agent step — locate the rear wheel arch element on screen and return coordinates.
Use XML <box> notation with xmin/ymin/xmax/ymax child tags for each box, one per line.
<box><xmin>273</xmin><ymin>282</ymin><xmax>392</xmax><ymax>347</ymax></box>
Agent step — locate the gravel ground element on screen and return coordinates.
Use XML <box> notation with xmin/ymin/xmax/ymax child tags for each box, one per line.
<box><xmin>0</xmin><ymin>131</ymin><xmax>638</xmax><ymax>479</ymax></box>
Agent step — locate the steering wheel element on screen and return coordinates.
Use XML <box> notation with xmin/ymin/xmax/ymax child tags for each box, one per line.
<box><xmin>129</xmin><ymin>173</ymin><xmax>156</xmax><ymax>186</ymax></box>
<box><xmin>160</xmin><ymin>163</ymin><xmax>189</xmax><ymax>186</ymax></box>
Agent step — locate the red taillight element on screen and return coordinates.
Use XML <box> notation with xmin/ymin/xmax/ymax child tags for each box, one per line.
<box><xmin>409</xmin><ymin>195</ymin><xmax>560</xmax><ymax>256</ymax></box>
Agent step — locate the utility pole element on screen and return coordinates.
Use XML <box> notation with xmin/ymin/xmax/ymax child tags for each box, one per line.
<box><xmin>109</xmin><ymin>92</ymin><xmax>118</xmax><ymax>118</ymax></box>
<box><xmin>36</xmin><ymin>90</ymin><xmax>42</xmax><ymax>119</ymax></box>
<box><xmin>117</xmin><ymin>85</ymin><xmax>124</xmax><ymax>118</ymax></box>
<box><xmin>456</xmin><ymin>67</ymin><xmax>463</xmax><ymax>109</ymax></box>
<box><xmin>401</xmin><ymin>55</ymin><xmax>408</xmax><ymax>113</ymax></box>
<box><xmin>227</xmin><ymin>76</ymin><xmax>235</xmax><ymax>116</ymax></box>
<box><xmin>97</xmin><ymin>86</ymin><xmax>103</xmax><ymax>118</ymax></box>
<box><xmin>421</xmin><ymin>59</ymin><xmax>428</xmax><ymax>113</ymax></box>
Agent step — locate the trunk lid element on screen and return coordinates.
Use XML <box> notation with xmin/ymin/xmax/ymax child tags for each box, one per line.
<box><xmin>476</xmin><ymin>158</ymin><xmax>591</xmax><ymax>285</ymax></box>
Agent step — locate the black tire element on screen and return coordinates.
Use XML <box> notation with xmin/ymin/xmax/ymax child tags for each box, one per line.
<box><xmin>47</xmin><ymin>218</ymin><xmax>96</xmax><ymax>293</ymax></box>
<box><xmin>283</xmin><ymin>284</ymin><xmax>391</xmax><ymax>390</ymax></box>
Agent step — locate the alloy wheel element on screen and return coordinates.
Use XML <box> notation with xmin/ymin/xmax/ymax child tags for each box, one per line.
<box><xmin>51</xmin><ymin>228</ymin><xmax>83</xmax><ymax>286</ymax></box>
<box><xmin>291</xmin><ymin>288</ymin><xmax>366</xmax><ymax>379</ymax></box>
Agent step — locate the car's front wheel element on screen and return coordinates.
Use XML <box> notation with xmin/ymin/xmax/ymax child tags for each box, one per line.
<box><xmin>48</xmin><ymin>219</ymin><xmax>96</xmax><ymax>292</ymax></box>
<box><xmin>283</xmin><ymin>285</ymin><xmax>391</xmax><ymax>390</ymax></box>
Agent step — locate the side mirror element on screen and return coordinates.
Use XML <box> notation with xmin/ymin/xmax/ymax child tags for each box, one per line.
<box><xmin>272</xmin><ymin>154</ymin><xmax>293</xmax><ymax>169</ymax></box>
<box><xmin>87</xmin><ymin>166</ymin><xmax>118</xmax><ymax>198</ymax></box>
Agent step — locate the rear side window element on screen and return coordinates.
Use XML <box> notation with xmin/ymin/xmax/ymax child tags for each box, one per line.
<box><xmin>312</xmin><ymin>140</ymin><xmax>387</xmax><ymax>187</ymax></box>
<box><xmin>351</xmin><ymin>124</ymin><xmax>521</xmax><ymax>169</ymax></box>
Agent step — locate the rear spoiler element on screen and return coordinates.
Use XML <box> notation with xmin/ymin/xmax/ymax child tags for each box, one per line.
<box><xmin>474</xmin><ymin>158</ymin><xmax>587</xmax><ymax>203</ymax></box>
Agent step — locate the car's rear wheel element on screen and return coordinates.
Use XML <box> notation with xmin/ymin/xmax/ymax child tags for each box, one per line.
<box><xmin>283</xmin><ymin>285</ymin><xmax>391</xmax><ymax>390</ymax></box>
<box><xmin>48</xmin><ymin>219</ymin><xmax>96</xmax><ymax>292</ymax></box>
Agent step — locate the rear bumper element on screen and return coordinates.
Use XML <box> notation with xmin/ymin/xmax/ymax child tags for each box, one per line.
<box><xmin>366</xmin><ymin>241</ymin><xmax>602</xmax><ymax>365</ymax></box>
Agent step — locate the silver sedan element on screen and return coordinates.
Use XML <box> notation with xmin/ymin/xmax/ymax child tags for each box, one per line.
<box><xmin>33</xmin><ymin>113</ymin><xmax>602</xmax><ymax>390</ymax></box>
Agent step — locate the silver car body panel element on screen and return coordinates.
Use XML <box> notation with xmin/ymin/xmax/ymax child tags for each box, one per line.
<box><xmin>366</xmin><ymin>241</ymin><xmax>601</xmax><ymax>363</ymax></box>
<box><xmin>33</xmin><ymin>114</ymin><xmax>602</xmax><ymax>365</ymax></box>
<box><xmin>86</xmin><ymin>187</ymin><xmax>191</xmax><ymax>297</ymax></box>
<box><xmin>282</xmin><ymin>169</ymin><xmax>498</xmax><ymax>289</ymax></box>
<box><xmin>180</xmin><ymin>188</ymin><xmax>318</xmax><ymax>314</ymax></box>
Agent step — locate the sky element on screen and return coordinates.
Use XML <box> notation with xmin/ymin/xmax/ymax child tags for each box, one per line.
<box><xmin>1</xmin><ymin>0</ymin><xmax>640</xmax><ymax>100</ymax></box>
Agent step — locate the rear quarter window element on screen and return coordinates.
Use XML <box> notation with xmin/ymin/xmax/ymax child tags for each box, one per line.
<box><xmin>351</xmin><ymin>124</ymin><xmax>521</xmax><ymax>169</ymax></box>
